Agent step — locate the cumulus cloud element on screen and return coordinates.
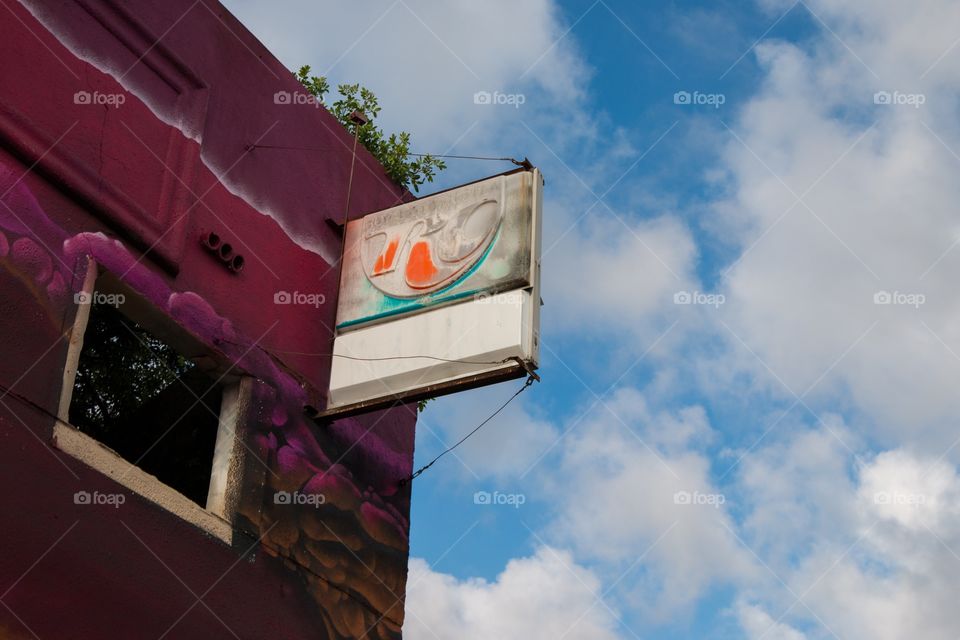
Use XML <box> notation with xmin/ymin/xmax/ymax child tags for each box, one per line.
<box><xmin>698</xmin><ymin>8</ymin><xmax>960</xmax><ymax>634</ymax></box>
<box><xmin>786</xmin><ymin>448</ymin><xmax>960</xmax><ymax>640</ymax></box>
<box><xmin>416</xmin><ymin>381</ymin><xmax>558</xmax><ymax>482</ymax></box>
<box><xmin>858</xmin><ymin>449</ymin><xmax>960</xmax><ymax>532</ymax></box>
<box><xmin>736</xmin><ymin>602</ymin><xmax>807</xmax><ymax>640</ymax></box>
<box><xmin>712</xmin><ymin>0</ymin><xmax>960</xmax><ymax>451</ymax></box>
<box><xmin>734</xmin><ymin>429</ymin><xmax>960</xmax><ymax>639</ymax></box>
<box><xmin>737</xmin><ymin>417</ymin><xmax>861</xmax><ymax>563</ymax></box>
<box><xmin>544</xmin><ymin>212</ymin><xmax>698</xmax><ymax>340</ymax></box>
<box><xmin>404</xmin><ymin>548</ymin><xmax>622</xmax><ymax>640</ymax></box>
<box><xmin>545</xmin><ymin>388</ymin><xmax>756</xmax><ymax>618</ymax></box>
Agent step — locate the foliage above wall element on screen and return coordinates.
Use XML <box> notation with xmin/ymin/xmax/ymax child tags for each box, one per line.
<box><xmin>296</xmin><ymin>65</ymin><xmax>446</xmax><ymax>193</ymax></box>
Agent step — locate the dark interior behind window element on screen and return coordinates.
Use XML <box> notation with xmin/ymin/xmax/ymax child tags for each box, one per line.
<box><xmin>69</xmin><ymin>301</ymin><xmax>221</xmax><ymax>506</ymax></box>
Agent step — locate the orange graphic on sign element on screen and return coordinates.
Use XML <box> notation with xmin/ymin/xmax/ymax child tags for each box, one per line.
<box><xmin>405</xmin><ymin>241</ymin><xmax>438</xmax><ymax>288</ymax></box>
<box><xmin>357</xmin><ymin>187</ymin><xmax>507</xmax><ymax>299</ymax></box>
<box><xmin>372</xmin><ymin>238</ymin><xmax>399</xmax><ymax>275</ymax></box>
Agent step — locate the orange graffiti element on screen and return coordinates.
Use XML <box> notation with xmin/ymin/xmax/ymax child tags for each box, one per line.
<box><xmin>405</xmin><ymin>241</ymin><xmax>437</xmax><ymax>287</ymax></box>
<box><xmin>372</xmin><ymin>238</ymin><xmax>399</xmax><ymax>275</ymax></box>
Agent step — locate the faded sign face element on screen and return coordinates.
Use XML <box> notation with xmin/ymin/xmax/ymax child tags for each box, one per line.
<box><xmin>360</xmin><ymin>197</ymin><xmax>503</xmax><ymax>297</ymax></box>
<box><xmin>336</xmin><ymin>170</ymin><xmax>539</xmax><ymax>330</ymax></box>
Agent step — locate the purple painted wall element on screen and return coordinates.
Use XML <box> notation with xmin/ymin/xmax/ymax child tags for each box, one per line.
<box><xmin>0</xmin><ymin>1</ymin><xmax>418</xmax><ymax>637</ymax></box>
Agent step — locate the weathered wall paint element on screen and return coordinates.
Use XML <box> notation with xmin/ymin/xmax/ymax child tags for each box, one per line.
<box><xmin>0</xmin><ymin>1</ymin><xmax>417</xmax><ymax>638</ymax></box>
<box><xmin>16</xmin><ymin>0</ymin><xmax>411</xmax><ymax>265</ymax></box>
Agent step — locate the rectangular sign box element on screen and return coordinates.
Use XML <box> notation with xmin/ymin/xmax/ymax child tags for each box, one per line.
<box><xmin>320</xmin><ymin>167</ymin><xmax>543</xmax><ymax>417</ymax></box>
<box><xmin>336</xmin><ymin>168</ymin><xmax>540</xmax><ymax>330</ymax></box>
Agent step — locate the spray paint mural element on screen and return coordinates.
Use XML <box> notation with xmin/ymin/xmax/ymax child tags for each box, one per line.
<box><xmin>0</xmin><ymin>1</ymin><xmax>418</xmax><ymax>638</ymax></box>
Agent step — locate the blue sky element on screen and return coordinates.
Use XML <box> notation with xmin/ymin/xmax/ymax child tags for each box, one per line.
<box><xmin>225</xmin><ymin>1</ymin><xmax>960</xmax><ymax>638</ymax></box>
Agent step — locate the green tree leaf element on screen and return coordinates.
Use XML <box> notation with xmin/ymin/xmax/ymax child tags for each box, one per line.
<box><xmin>296</xmin><ymin>66</ymin><xmax>445</xmax><ymax>192</ymax></box>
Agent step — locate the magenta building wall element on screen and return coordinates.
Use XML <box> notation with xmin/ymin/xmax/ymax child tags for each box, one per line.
<box><xmin>0</xmin><ymin>1</ymin><xmax>417</xmax><ymax>638</ymax></box>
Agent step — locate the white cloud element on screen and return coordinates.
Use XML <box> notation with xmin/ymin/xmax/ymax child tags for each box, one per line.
<box><xmin>737</xmin><ymin>418</ymin><xmax>861</xmax><ymax>563</ymax></box>
<box><xmin>734</xmin><ymin>431</ymin><xmax>960</xmax><ymax>639</ymax></box>
<box><xmin>786</xmin><ymin>448</ymin><xmax>960</xmax><ymax>640</ymax></box>
<box><xmin>221</xmin><ymin>0</ymin><xmax>590</xmax><ymax>151</ymax></box>
<box><xmin>711</xmin><ymin>0</ymin><xmax>960</xmax><ymax>452</ymax></box>
<box><xmin>544</xmin><ymin>212</ymin><xmax>698</xmax><ymax>340</ymax></box>
<box><xmin>698</xmin><ymin>11</ymin><xmax>960</xmax><ymax>634</ymax></box>
<box><xmin>404</xmin><ymin>548</ymin><xmax>622</xmax><ymax>640</ymax></box>
<box><xmin>858</xmin><ymin>449</ymin><xmax>960</xmax><ymax>532</ymax></box>
<box><xmin>417</xmin><ymin>381</ymin><xmax>558</xmax><ymax>482</ymax></box>
<box><xmin>736</xmin><ymin>601</ymin><xmax>807</xmax><ymax>640</ymax></box>
<box><xmin>546</xmin><ymin>388</ymin><xmax>757</xmax><ymax>618</ymax></box>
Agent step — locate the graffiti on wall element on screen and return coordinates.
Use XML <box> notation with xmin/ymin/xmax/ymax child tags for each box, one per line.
<box><xmin>0</xmin><ymin>162</ymin><xmax>411</xmax><ymax>639</ymax></box>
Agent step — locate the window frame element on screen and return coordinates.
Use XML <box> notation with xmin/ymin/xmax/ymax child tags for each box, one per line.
<box><xmin>54</xmin><ymin>260</ymin><xmax>251</xmax><ymax>544</ymax></box>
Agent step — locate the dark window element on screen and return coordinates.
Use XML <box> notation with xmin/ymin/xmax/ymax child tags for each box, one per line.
<box><xmin>68</xmin><ymin>301</ymin><xmax>222</xmax><ymax>506</ymax></box>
